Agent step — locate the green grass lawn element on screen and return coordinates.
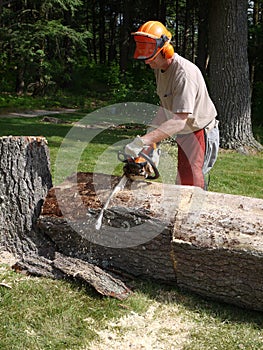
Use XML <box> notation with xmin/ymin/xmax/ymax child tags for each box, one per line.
<box><xmin>0</xmin><ymin>110</ymin><xmax>262</xmax><ymax>349</ymax></box>
<box><xmin>209</xmin><ymin>150</ymin><xmax>263</xmax><ymax>198</ymax></box>
<box><xmin>0</xmin><ymin>264</ymin><xmax>262</xmax><ymax>350</ymax></box>
<box><xmin>0</xmin><ymin>112</ymin><xmax>262</xmax><ymax>197</ymax></box>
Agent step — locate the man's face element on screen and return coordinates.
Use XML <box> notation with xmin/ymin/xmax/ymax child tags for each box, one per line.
<box><xmin>145</xmin><ymin>52</ymin><xmax>165</xmax><ymax>69</ymax></box>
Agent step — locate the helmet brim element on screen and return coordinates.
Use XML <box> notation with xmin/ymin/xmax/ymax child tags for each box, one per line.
<box><xmin>131</xmin><ymin>31</ymin><xmax>159</xmax><ymax>39</ymax></box>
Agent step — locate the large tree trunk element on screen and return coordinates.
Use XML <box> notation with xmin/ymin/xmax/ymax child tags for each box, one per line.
<box><xmin>39</xmin><ymin>172</ymin><xmax>263</xmax><ymax>312</ymax></box>
<box><xmin>208</xmin><ymin>0</ymin><xmax>262</xmax><ymax>152</ymax></box>
<box><xmin>0</xmin><ymin>136</ymin><xmax>52</xmax><ymax>256</ymax></box>
<box><xmin>0</xmin><ymin>138</ymin><xmax>131</xmax><ymax>299</ymax></box>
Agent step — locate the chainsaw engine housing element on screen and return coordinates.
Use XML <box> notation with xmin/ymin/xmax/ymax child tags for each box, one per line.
<box><xmin>123</xmin><ymin>158</ymin><xmax>148</xmax><ymax>180</ymax></box>
<box><xmin>118</xmin><ymin>145</ymin><xmax>160</xmax><ymax>181</ymax></box>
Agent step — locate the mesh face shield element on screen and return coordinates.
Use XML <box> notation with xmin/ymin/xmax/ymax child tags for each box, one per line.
<box><xmin>133</xmin><ymin>34</ymin><xmax>167</xmax><ymax>60</ymax></box>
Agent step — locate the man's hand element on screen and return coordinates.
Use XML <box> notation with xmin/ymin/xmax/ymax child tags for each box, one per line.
<box><xmin>125</xmin><ymin>136</ymin><xmax>145</xmax><ymax>158</ymax></box>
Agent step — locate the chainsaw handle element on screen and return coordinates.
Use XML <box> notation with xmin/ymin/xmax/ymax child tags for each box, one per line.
<box><xmin>138</xmin><ymin>151</ymin><xmax>160</xmax><ymax>180</ymax></box>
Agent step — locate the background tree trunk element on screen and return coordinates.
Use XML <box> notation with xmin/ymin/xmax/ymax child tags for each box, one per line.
<box><xmin>119</xmin><ymin>1</ymin><xmax>130</xmax><ymax>72</ymax></box>
<box><xmin>175</xmin><ymin>0</ymin><xmax>180</xmax><ymax>53</ymax></box>
<box><xmin>249</xmin><ymin>0</ymin><xmax>259</xmax><ymax>88</ymax></box>
<box><xmin>91</xmin><ymin>0</ymin><xmax>98</xmax><ymax>63</ymax></box>
<box><xmin>196</xmin><ymin>0</ymin><xmax>208</xmax><ymax>77</ymax></box>
<box><xmin>15</xmin><ymin>65</ymin><xmax>25</xmax><ymax>95</ymax></box>
<box><xmin>0</xmin><ymin>136</ymin><xmax>52</xmax><ymax>257</ymax></box>
<box><xmin>182</xmin><ymin>0</ymin><xmax>191</xmax><ymax>58</ymax></box>
<box><xmin>108</xmin><ymin>5</ymin><xmax>118</xmax><ymax>62</ymax></box>
<box><xmin>208</xmin><ymin>0</ymin><xmax>262</xmax><ymax>152</ymax></box>
<box><xmin>99</xmin><ymin>0</ymin><xmax>106</xmax><ymax>64</ymax></box>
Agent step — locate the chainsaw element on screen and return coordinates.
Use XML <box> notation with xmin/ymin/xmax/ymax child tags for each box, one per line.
<box><xmin>95</xmin><ymin>144</ymin><xmax>160</xmax><ymax>230</ymax></box>
<box><xmin>118</xmin><ymin>143</ymin><xmax>160</xmax><ymax>181</ymax></box>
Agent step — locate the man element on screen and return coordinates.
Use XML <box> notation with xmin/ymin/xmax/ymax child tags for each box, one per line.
<box><xmin>125</xmin><ymin>21</ymin><xmax>219</xmax><ymax>190</ymax></box>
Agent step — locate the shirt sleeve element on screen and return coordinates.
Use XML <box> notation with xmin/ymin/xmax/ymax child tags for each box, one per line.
<box><xmin>171</xmin><ymin>74</ymin><xmax>198</xmax><ymax>114</ymax></box>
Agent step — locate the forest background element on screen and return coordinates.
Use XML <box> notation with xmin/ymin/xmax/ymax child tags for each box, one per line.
<box><xmin>0</xmin><ymin>0</ymin><xmax>262</xmax><ymax>151</ymax></box>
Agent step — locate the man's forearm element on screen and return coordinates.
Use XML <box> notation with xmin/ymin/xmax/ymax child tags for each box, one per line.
<box><xmin>148</xmin><ymin>106</ymin><xmax>169</xmax><ymax>128</ymax></box>
<box><xmin>142</xmin><ymin>114</ymin><xmax>189</xmax><ymax>145</ymax></box>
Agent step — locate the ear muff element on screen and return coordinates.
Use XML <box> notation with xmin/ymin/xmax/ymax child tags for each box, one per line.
<box><xmin>162</xmin><ymin>43</ymin><xmax>174</xmax><ymax>59</ymax></box>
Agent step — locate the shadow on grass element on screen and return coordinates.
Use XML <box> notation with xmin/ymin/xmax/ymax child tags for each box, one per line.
<box><xmin>129</xmin><ymin>278</ymin><xmax>263</xmax><ymax>328</ymax></box>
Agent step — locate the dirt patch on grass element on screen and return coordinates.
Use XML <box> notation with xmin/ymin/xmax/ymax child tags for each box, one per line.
<box><xmin>0</xmin><ymin>251</ymin><xmax>17</xmax><ymax>266</ymax></box>
<box><xmin>87</xmin><ymin>295</ymin><xmax>194</xmax><ymax>350</ymax></box>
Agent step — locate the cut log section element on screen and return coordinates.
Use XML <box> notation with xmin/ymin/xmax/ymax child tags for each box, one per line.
<box><xmin>40</xmin><ymin>172</ymin><xmax>263</xmax><ymax>311</ymax></box>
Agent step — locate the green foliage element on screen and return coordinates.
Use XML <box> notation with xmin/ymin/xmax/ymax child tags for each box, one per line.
<box><xmin>0</xmin><ymin>1</ymin><xmax>90</xmax><ymax>94</ymax></box>
<box><xmin>114</xmin><ymin>65</ymin><xmax>159</xmax><ymax>104</ymax></box>
<box><xmin>0</xmin><ymin>0</ymin><xmax>262</xmax><ymax>133</ymax></box>
<box><xmin>69</xmin><ymin>61</ymin><xmax>158</xmax><ymax>105</ymax></box>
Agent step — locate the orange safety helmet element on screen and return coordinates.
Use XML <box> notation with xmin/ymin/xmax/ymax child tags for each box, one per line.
<box><xmin>132</xmin><ymin>21</ymin><xmax>174</xmax><ymax>61</ymax></box>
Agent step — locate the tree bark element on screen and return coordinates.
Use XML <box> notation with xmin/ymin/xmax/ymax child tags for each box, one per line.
<box><xmin>249</xmin><ymin>0</ymin><xmax>259</xmax><ymax>88</ymax></box>
<box><xmin>119</xmin><ymin>1</ymin><xmax>130</xmax><ymax>72</ymax></box>
<box><xmin>99</xmin><ymin>0</ymin><xmax>106</xmax><ymax>64</ymax></box>
<box><xmin>0</xmin><ymin>136</ymin><xmax>52</xmax><ymax>256</ymax></box>
<box><xmin>91</xmin><ymin>0</ymin><xmax>98</xmax><ymax>63</ymax></box>
<box><xmin>196</xmin><ymin>0</ymin><xmax>208</xmax><ymax>77</ymax></box>
<box><xmin>208</xmin><ymin>0</ymin><xmax>262</xmax><ymax>152</ymax></box>
<box><xmin>13</xmin><ymin>252</ymin><xmax>131</xmax><ymax>300</ymax></box>
<box><xmin>39</xmin><ymin>172</ymin><xmax>263</xmax><ymax>311</ymax></box>
<box><xmin>182</xmin><ymin>0</ymin><xmax>191</xmax><ymax>59</ymax></box>
<box><xmin>15</xmin><ymin>65</ymin><xmax>25</xmax><ymax>95</ymax></box>
<box><xmin>0</xmin><ymin>139</ymin><xmax>130</xmax><ymax>299</ymax></box>
<box><xmin>108</xmin><ymin>6</ymin><xmax>118</xmax><ymax>63</ymax></box>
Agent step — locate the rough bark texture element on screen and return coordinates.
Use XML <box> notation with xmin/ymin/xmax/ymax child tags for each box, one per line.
<box><xmin>0</xmin><ymin>138</ymin><xmax>132</xmax><ymax>299</ymax></box>
<box><xmin>0</xmin><ymin>136</ymin><xmax>52</xmax><ymax>256</ymax></box>
<box><xmin>39</xmin><ymin>172</ymin><xmax>263</xmax><ymax>312</ymax></box>
<box><xmin>13</xmin><ymin>253</ymin><xmax>131</xmax><ymax>300</ymax></box>
<box><xmin>208</xmin><ymin>0</ymin><xmax>262</xmax><ymax>151</ymax></box>
<box><xmin>38</xmin><ymin>216</ymin><xmax>176</xmax><ymax>282</ymax></box>
<box><xmin>173</xmin><ymin>242</ymin><xmax>262</xmax><ymax>311</ymax></box>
